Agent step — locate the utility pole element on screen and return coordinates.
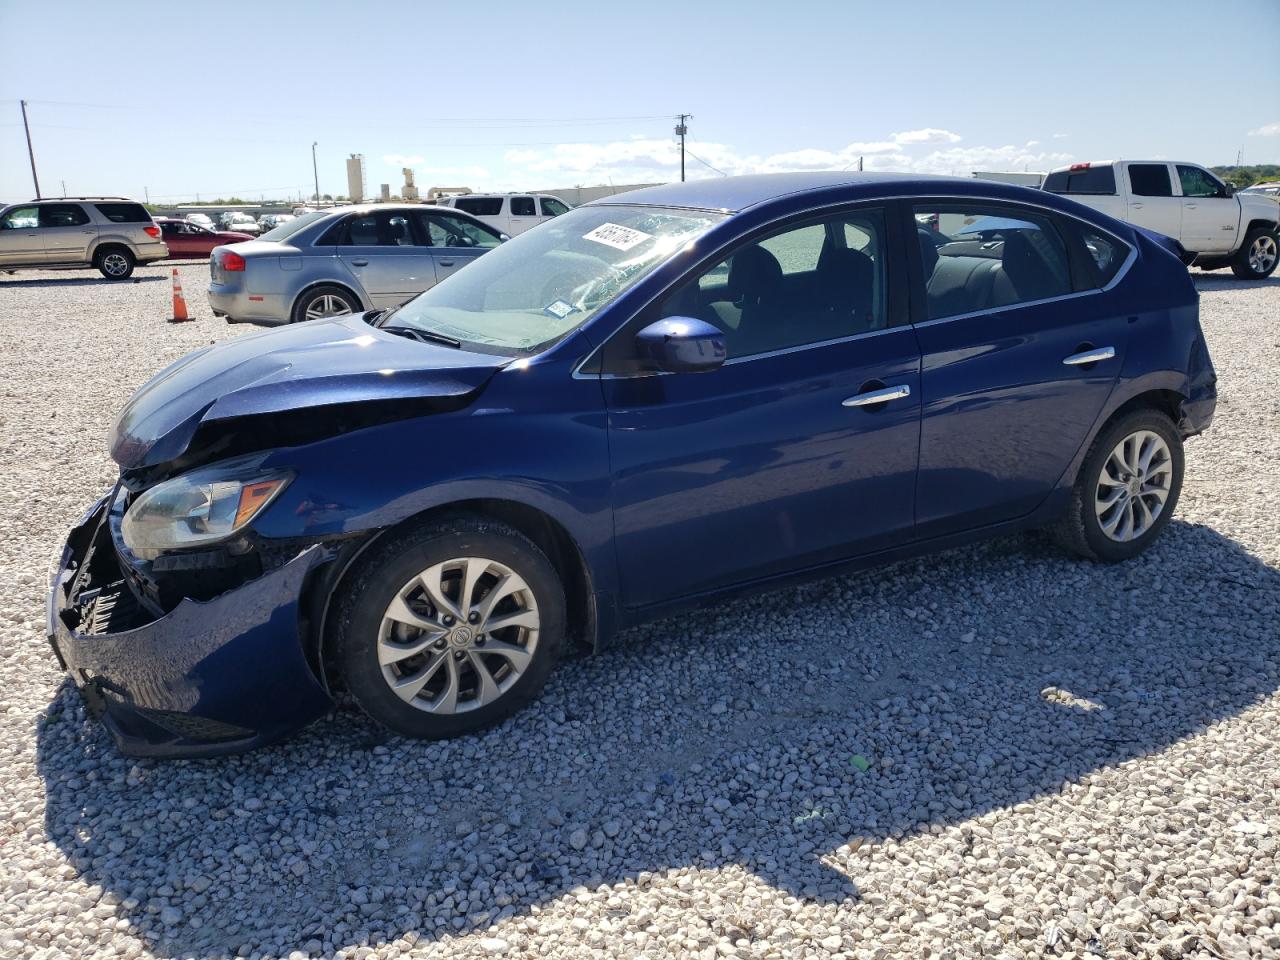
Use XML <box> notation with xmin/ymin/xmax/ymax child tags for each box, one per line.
<box><xmin>20</xmin><ymin>100</ymin><xmax>41</xmax><ymax>198</ymax></box>
<box><xmin>311</xmin><ymin>142</ymin><xmax>320</xmax><ymax>202</ymax></box>
<box><xmin>675</xmin><ymin>114</ymin><xmax>691</xmax><ymax>182</ymax></box>
<box><xmin>61</xmin><ymin>180</ymin><xmax>67</xmax><ymax>197</ymax></box>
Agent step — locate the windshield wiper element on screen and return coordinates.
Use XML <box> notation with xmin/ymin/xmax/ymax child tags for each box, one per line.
<box><xmin>381</xmin><ymin>325</ymin><xmax>462</xmax><ymax>349</ymax></box>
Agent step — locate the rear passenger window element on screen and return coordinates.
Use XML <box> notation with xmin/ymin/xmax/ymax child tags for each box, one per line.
<box><xmin>454</xmin><ymin>197</ymin><xmax>503</xmax><ymax>217</ymax></box>
<box><xmin>510</xmin><ymin>197</ymin><xmax>536</xmax><ymax>216</ymax></box>
<box><xmin>661</xmin><ymin>210</ymin><xmax>888</xmax><ymax>359</ymax></box>
<box><xmin>912</xmin><ymin>205</ymin><xmax>1073</xmax><ymax>320</ymax></box>
<box><xmin>322</xmin><ymin>212</ymin><xmax>416</xmax><ymax>246</ymax></box>
<box><xmin>1128</xmin><ymin>164</ymin><xmax>1173</xmax><ymax>197</ymax></box>
<box><xmin>1043</xmin><ymin>166</ymin><xmax>1116</xmax><ymax>195</ymax></box>
<box><xmin>40</xmin><ymin>204</ymin><xmax>91</xmax><ymax>227</ymax></box>
<box><xmin>94</xmin><ymin>202</ymin><xmax>151</xmax><ymax>223</ymax></box>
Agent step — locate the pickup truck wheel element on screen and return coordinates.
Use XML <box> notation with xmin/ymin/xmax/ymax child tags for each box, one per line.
<box><xmin>333</xmin><ymin>515</ymin><xmax>566</xmax><ymax>740</ymax></box>
<box><xmin>1231</xmin><ymin>228</ymin><xmax>1278</xmax><ymax>279</ymax></box>
<box><xmin>96</xmin><ymin>246</ymin><xmax>135</xmax><ymax>279</ymax></box>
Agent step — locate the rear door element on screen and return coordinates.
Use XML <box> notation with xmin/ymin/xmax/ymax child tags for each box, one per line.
<box><xmin>1124</xmin><ymin>163</ymin><xmax>1182</xmax><ymax>242</ymax></box>
<box><xmin>507</xmin><ymin>196</ymin><xmax>537</xmax><ymax>234</ymax></box>
<box><xmin>38</xmin><ymin>203</ymin><xmax>95</xmax><ymax>263</ymax></box>
<box><xmin>416</xmin><ymin>211</ymin><xmax>502</xmax><ymax>281</ymax></box>
<box><xmin>1176</xmin><ymin>164</ymin><xmax>1240</xmax><ymax>253</ymax></box>
<box><xmin>908</xmin><ymin>201</ymin><xmax>1129</xmax><ymax>537</ymax></box>
<box><xmin>329</xmin><ymin>210</ymin><xmax>436</xmax><ymax>306</ymax></box>
<box><xmin>0</xmin><ymin>205</ymin><xmax>44</xmax><ymax>265</ymax></box>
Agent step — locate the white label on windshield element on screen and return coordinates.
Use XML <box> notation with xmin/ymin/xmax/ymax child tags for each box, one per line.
<box><xmin>583</xmin><ymin>222</ymin><xmax>652</xmax><ymax>251</ymax></box>
<box><xmin>544</xmin><ymin>299</ymin><xmax>574</xmax><ymax>319</ymax></box>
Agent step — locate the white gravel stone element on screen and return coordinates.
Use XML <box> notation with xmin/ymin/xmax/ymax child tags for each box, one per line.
<box><xmin>0</xmin><ymin>265</ymin><xmax>1277</xmax><ymax>960</ymax></box>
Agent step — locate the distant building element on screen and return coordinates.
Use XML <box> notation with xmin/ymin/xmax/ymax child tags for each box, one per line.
<box><xmin>402</xmin><ymin>168</ymin><xmax>420</xmax><ymax>201</ymax></box>
<box><xmin>380</xmin><ymin>183</ymin><xmax>391</xmax><ymax>201</ymax></box>
<box><xmin>346</xmin><ymin>154</ymin><xmax>366</xmax><ymax>203</ymax></box>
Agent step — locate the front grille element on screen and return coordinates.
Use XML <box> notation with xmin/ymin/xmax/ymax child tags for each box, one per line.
<box><xmin>81</xmin><ymin>581</ymin><xmax>152</xmax><ymax>635</ymax></box>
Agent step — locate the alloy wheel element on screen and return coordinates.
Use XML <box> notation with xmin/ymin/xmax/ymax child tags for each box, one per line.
<box><xmin>101</xmin><ymin>253</ymin><xmax>130</xmax><ymax>277</ymax></box>
<box><xmin>1094</xmin><ymin>430</ymin><xmax>1173</xmax><ymax>542</ymax></box>
<box><xmin>1248</xmin><ymin>234</ymin><xmax>1277</xmax><ymax>274</ymax></box>
<box><xmin>304</xmin><ymin>294</ymin><xmax>354</xmax><ymax>320</ymax></box>
<box><xmin>377</xmin><ymin>557</ymin><xmax>540</xmax><ymax>714</ymax></box>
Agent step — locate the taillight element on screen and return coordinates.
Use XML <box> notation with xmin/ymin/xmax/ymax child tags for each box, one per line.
<box><xmin>221</xmin><ymin>251</ymin><xmax>246</xmax><ymax>271</ymax></box>
<box><xmin>144</xmin><ymin>225</ymin><xmax>161</xmax><ymax>238</ymax></box>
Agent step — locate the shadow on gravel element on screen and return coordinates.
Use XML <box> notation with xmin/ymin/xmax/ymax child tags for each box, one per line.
<box><xmin>1192</xmin><ymin>273</ymin><xmax>1279</xmax><ymax>292</ymax></box>
<box><xmin>0</xmin><ymin>276</ymin><xmax>165</xmax><ymax>288</ymax></box>
<box><xmin>36</xmin><ymin>520</ymin><xmax>1280</xmax><ymax>958</ymax></box>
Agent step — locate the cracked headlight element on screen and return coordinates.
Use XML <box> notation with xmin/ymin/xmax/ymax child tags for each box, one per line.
<box><xmin>121</xmin><ymin>454</ymin><xmax>292</xmax><ymax>560</ymax></box>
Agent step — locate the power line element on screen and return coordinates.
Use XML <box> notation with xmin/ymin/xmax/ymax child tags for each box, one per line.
<box><xmin>685</xmin><ymin>149</ymin><xmax>728</xmax><ymax>177</ymax></box>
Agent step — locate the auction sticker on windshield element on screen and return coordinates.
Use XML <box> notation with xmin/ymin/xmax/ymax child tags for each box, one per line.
<box><xmin>583</xmin><ymin>222</ymin><xmax>653</xmax><ymax>251</ymax></box>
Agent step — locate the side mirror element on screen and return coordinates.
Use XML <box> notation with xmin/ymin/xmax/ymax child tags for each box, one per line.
<box><xmin>635</xmin><ymin>317</ymin><xmax>726</xmax><ymax>374</ymax></box>
<box><xmin>1224</xmin><ymin>182</ymin><xmax>1236</xmax><ymax>197</ymax></box>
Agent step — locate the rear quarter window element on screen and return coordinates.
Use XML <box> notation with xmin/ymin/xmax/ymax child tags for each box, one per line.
<box><xmin>454</xmin><ymin>197</ymin><xmax>503</xmax><ymax>217</ymax></box>
<box><xmin>1044</xmin><ymin>166</ymin><xmax>1116</xmax><ymax>195</ymax></box>
<box><xmin>94</xmin><ymin>202</ymin><xmax>152</xmax><ymax>223</ymax></box>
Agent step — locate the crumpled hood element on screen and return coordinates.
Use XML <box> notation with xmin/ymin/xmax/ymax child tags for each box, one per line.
<box><xmin>110</xmin><ymin>314</ymin><xmax>508</xmax><ymax>469</ymax></box>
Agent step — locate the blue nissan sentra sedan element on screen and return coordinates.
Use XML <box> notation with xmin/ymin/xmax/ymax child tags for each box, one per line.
<box><xmin>48</xmin><ymin>172</ymin><xmax>1216</xmax><ymax>757</ymax></box>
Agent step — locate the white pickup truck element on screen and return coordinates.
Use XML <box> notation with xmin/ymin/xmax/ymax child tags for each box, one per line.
<box><xmin>1043</xmin><ymin>160</ymin><xmax>1279</xmax><ymax>279</ymax></box>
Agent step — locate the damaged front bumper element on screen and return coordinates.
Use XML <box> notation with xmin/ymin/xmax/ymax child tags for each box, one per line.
<box><xmin>46</xmin><ymin>494</ymin><xmax>333</xmax><ymax>757</ymax></box>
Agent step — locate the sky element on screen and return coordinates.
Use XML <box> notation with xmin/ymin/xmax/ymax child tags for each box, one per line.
<box><xmin>1</xmin><ymin>0</ymin><xmax>1278</xmax><ymax>204</ymax></box>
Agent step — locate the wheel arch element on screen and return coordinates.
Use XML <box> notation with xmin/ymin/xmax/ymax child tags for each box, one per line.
<box><xmin>313</xmin><ymin>496</ymin><xmax>599</xmax><ymax>689</ymax></box>
<box><xmin>1244</xmin><ymin>218</ymin><xmax>1279</xmax><ymax>238</ymax></box>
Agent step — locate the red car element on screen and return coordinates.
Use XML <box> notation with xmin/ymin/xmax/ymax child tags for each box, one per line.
<box><xmin>155</xmin><ymin>217</ymin><xmax>253</xmax><ymax>259</ymax></box>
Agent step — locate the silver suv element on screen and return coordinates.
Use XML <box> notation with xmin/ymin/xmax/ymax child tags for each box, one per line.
<box><xmin>0</xmin><ymin>197</ymin><xmax>169</xmax><ymax>279</ymax></box>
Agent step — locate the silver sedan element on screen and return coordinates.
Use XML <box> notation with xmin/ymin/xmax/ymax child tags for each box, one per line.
<box><xmin>207</xmin><ymin>204</ymin><xmax>505</xmax><ymax>325</ymax></box>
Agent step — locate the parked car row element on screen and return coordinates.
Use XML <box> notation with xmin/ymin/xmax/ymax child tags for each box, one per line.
<box><xmin>0</xmin><ymin>197</ymin><xmax>168</xmax><ymax>278</ymax></box>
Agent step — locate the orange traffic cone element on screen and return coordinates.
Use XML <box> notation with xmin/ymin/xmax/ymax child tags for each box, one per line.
<box><xmin>169</xmin><ymin>268</ymin><xmax>190</xmax><ymax>323</ymax></box>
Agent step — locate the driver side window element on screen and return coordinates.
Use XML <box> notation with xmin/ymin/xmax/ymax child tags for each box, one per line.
<box><xmin>660</xmin><ymin>210</ymin><xmax>888</xmax><ymax>359</ymax></box>
<box><xmin>1176</xmin><ymin>165</ymin><xmax>1224</xmax><ymax>199</ymax></box>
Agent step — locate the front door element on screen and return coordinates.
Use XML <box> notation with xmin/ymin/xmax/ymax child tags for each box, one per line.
<box><xmin>0</xmin><ymin>205</ymin><xmax>43</xmax><ymax>265</ymax></box>
<box><xmin>331</xmin><ymin>210</ymin><xmax>436</xmax><ymax>306</ymax></box>
<box><xmin>417</xmin><ymin>211</ymin><xmax>502</xmax><ymax>282</ymax></box>
<box><xmin>908</xmin><ymin>202</ymin><xmax>1127</xmax><ymax>537</ymax></box>
<box><xmin>604</xmin><ymin>208</ymin><xmax>921</xmax><ymax>609</ymax></box>
<box><xmin>1124</xmin><ymin>163</ymin><xmax>1182</xmax><ymax>242</ymax></box>
<box><xmin>1177</xmin><ymin>164</ymin><xmax>1240</xmax><ymax>254</ymax></box>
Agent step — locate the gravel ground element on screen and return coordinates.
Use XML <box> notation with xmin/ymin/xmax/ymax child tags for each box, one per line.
<box><xmin>1</xmin><ymin>263</ymin><xmax>1277</xmax><ymax>960</ymax></box>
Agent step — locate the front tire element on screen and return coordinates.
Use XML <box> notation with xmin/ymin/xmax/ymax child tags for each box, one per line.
<box><xmin>1231</xmin><ymin>228</ymin><xmax>1279</xmax><ymax>279</ymax></box>
<box><xmin>96</xmin><ymin>246</ymin><xmax>135</xmax><ymax>279</ymax></box>
<box><xmin>333</xmin><ymin>515</ymin><xmax>566</xmax><ymax>740</ymax></box>
<box><xmin>1053</xmin><ymin>409</ymin><xmax>1184</xmax><ymax>562</ymax></box>
<box><xmin>291</xmin><ymin>285</ymin><xmax>359</xmax><ymax>323</ymax></box>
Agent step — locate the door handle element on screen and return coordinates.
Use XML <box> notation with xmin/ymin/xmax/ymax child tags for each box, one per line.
<box><xmin>843</xmin><ymin>384</ymin><xmax>911</xmax><ymax>407</ymax></box>
<box><xmin>1130</xmin><ymin>202</ymin><xmax>1144</xmax><ymax>209</ymax></box>
<box><xmin>1063</xmin><ymin>346</ymin><xmax>1115</xmax><ymax>366</ymax></box>
<box><xmin>436</xmin><ymin>259</ymin><xmax>455</xmax><ymax>267</ymax></box>
<box><xmin>351</xmin><ymin>259</ymin><xmax>369</xmax><ymax>266</ymax></box>
<box><xmin>1185</xmin><ymin>203</ymin><xmax>1197</xmax><ymax>209</ymax></box>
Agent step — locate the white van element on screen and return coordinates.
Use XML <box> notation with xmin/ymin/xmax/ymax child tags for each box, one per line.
<box><xmin>436</xmin><ymin>193</ymin><xmax>571</xmax><ymax>236</ymax></box>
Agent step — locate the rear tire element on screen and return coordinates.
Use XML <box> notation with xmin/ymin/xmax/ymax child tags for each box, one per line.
<box><xmin>291</xmin><ymin>285</ymin><xmax>359</xmax><ymax>324</ymax></box>
<box><xmin>333</xmin><ymin>515</ymin><xmax>565</xmax><ymax>740</ymax></box>
<box><xmin>96</xmin><ymin>246</ymin><xmax>135</xmax><ymax>280</ymax></box>
<box><xmin>1230</xmin><ymin>228</ymin><xmax>1279</xmax><ymax>279</ymax></box>
<box><xmin>1052</xmin><ymin>409</ymin><xmax>1184</xmax><ymax>562</ymax></box>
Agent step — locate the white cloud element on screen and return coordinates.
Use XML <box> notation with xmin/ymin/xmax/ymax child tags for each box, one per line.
<box><xmin>891</xmin><ymin>128</ymin><xmax>962</xmax><ymax>145</ymax></box>
<box><xmin>497</xmin><ymin>130</ymin><xmax>1070</xmax><ymax>190</ymax></box>
<box><xmin>383</xmin><ymin>153</ymin><xmax>425</xmax><ymax>167</ymax></box>
<box><xmin>1052</xmin><ymin>132</ymin><xmax>1070</xmax><ymax>139</ymax></box>
<box><xmin>1248</xmin><ymin>122</ymin><xmax>1280</xmax><ymax>137</ymax></box>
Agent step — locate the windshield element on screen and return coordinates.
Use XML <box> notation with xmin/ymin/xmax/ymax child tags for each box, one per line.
<box><xmin>259</xmin><ymin>210</ymin><xmax>329</xmax><ymax>241</ymax></box>
<box><xmin>382</xmin><ymin>205</ymin><xmax>723</xmax><ymax>354</ymax></box>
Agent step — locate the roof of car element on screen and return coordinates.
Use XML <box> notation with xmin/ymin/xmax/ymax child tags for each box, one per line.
<box><xmin>588</xmin><ymin>172</ymin><xmax>985</xmax><ymax>213</ymax></box>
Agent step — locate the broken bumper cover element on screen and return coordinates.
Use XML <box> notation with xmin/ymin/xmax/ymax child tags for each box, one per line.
<box><xmin>46</xmin><ymin>495</ymin><xmax>333</xmax><ymax>758</ymax></box>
